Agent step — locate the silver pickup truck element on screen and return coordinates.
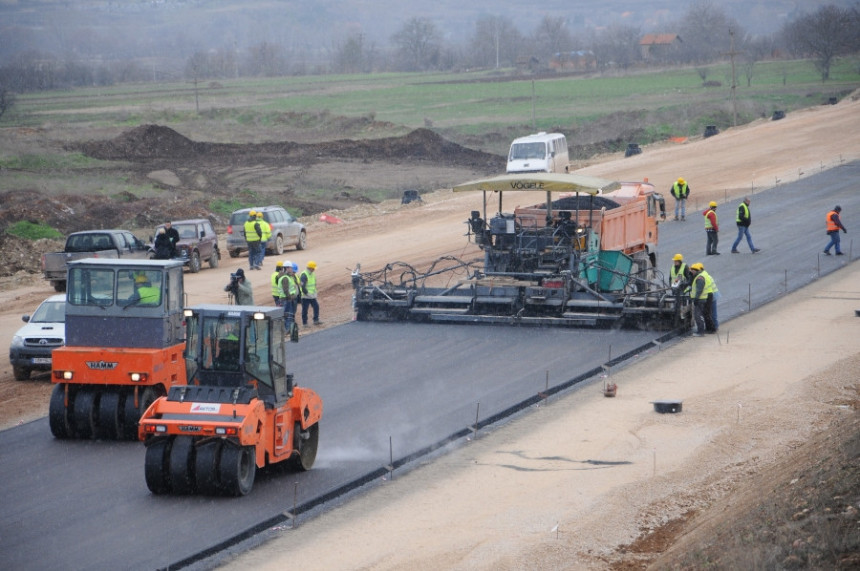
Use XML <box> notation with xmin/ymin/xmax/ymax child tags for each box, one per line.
<box><xmin>41</xmin><ymin>229</ymin><xmax>150</xmax><ymax>292</ymax></box>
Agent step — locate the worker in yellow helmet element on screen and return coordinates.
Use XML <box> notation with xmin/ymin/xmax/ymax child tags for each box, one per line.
<box><xmin>243</xmin><ymin>210</ymin><xmax>263</xmax><ymax>271</ymax></box>
<box><xmin>670</xmin><ymin>177</ymin><xmax>690</xmax><ymax>221</ymax></box>
<box><xmin>299</xmin><ymin>260</ymin><xmax>322</xmax><ymax>327</ymax></box>
<box><xmin>669</xmin><ymin>253</ymin><xmax>690</xmax><ymax>291</ymax></box>
<box><xmin>703</xmin><ymin>200</ymin><xmax>719</xmax><ymax>255</ymax></box>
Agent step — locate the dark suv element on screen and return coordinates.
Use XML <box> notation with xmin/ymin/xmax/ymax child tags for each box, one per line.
<box><xmin>226</xmin><ymin>206</ymin><xmax>307</xmax><ymax>258</ymax></box>
<box><xmin>152</xmin><ymin>219</ymin><xmax>220</xmax><ymax>273</ymax></box>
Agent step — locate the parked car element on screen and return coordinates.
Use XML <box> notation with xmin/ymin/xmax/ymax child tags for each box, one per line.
<box><xmin>9</xmin><ymin>294</ymin><xmax>66</xmax><ymax>381</ymax></box>
<box><xmin>150</xmin><ymin>219</ymin><xmax>220</xmax><ymax>273</ymax></box>
<box><xmin>226</xmin><ymin>206</ymin><xmax>307</xmax><ymax>258</ymax></box>
<box><xmin>41</xmin><ymin>229</ymin><xmax>150</xmax><ymax>292</ymax></box>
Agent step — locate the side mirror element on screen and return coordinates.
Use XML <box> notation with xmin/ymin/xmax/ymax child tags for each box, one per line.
<box><xmin>22</xmin><ymin>315</ymin><xmax>31</xmax><ymax>323</ymax></box>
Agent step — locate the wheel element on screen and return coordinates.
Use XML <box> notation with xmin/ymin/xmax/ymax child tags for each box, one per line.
<box><xmin>52</xmin><ymin>280</ymin><xmax>66</xmax><ymax>292</ymax></box>
<box><xmin>295</xmin><ymin>230</ymin><xmax>307</xmax><ymax>251</ymax></box>
<box><xmin>13</xmin><ymin>366</ymin><xmax>30</xmax><ymax>381</ymax></box>
<box><xmin>219</xmin><ymin>444</ymin><xmax>256</xmax><ymax>496</ymax></box>
<box><xmin>194</xmin><ymin>440</ymin><xmax>223</xmax><ymax>495</ymax></box>
<box><xmin>121</xmin><ymin>387</ymin><xmax>157</xmax><ymax>440</ymax></box>
<box><xmin>145</xmin><ymin>438</ymin><xmax>171</xmax><ymax>495</ymax></box>
<box><xmin>188</xmin><ymin>250</ymin><xmax>201</xmax><ymax>273</ymax></box>
<box><xmin>97</xmin><ymin>391</ymin><xmax>122</xmax><ymax>440</ymax></box>
<box><xmin>72</xmin><ymin>388</ymin><xmax>98</xmax><ymax>440</ymax></box>
<box><xmin>273</xmin><ymin>234</ymin><xmax>284</xmax><ymax>255</ymax></box>
<box><xmin>168</xmin><ymin>435</ymin><xmax>196</xmax><ymax>494</ymax></box>
<box><xmin>49</xmin><ymin>384</ymin><xmax>75</xmax><ymax>439</ymax></box>
<box><xmin>228</xmin><ymin>249</ymin><xmax>241</xmax><ymax>258</ymax></box>
<box><xmin>209</xmin><ymin>250</ymin><xmax>220</xmax><ymax>269</ymax></box>
<box><xmin>291</xmin><ymin>422</ymin><xmax>319</xmax><ymax>471</ymax></box>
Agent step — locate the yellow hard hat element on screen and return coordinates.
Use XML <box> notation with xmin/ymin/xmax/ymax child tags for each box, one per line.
<box><xmin>677</xmin><ymin>177</ymin><xmax>685</xmax><ymax>185</ymax></box>
<box><xmin>248</xmin><ymin>210</ymin><xmax>257</xmax><ymax>217</ymax></box>
<box><xmin>672</xmin><ymin>253</ymin><xmax>683</xmax><ymax>262</ymax></box>
<box><xmin>709</xmin><ymin>201</ymin><xmax>717</xmax><ymax>208</ymax></box>
<box><xmin>135</xmin><ymin>273</ymin><xmax>148</xmax><ymax>283</ymax></box>
<box><xmin>256</xmin><ymin>211</ymin><xmax>264</xmax><ymax>218</ymax></box>
<box><xmin>307</xmin><ymin>261</ymin><xmax>317</xmax><ymax>269</ymax></box>
<box><xmin>691</xmin><ymin>262</ymin><xmax>704</xmax><ymax>271</ymax></box>
<box><xmin>276</xmin><ymin>261</ymin><xmax>284</xmax><ymax>268</ymax></box>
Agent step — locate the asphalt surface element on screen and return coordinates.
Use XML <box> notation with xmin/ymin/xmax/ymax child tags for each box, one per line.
<box><xmin>1</xmin><ymin>161</ymin><xmax>857</xmax><ymax>570</ymax></box>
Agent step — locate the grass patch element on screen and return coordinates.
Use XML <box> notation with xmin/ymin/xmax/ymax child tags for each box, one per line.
<box><xmin>6</xmin><ymin>220</ymin><xmax>64</xmax><ymax>240</ymax></box>
<box><xmin>0</xmin><ymin>152</ymin><xmax>109</xmax><ymax>170</ymax></box>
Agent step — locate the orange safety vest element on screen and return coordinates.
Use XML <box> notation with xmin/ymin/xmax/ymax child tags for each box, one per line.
<box><xmin>826</xmin><ymin>210</ymin><xmax>840</xmax><ymax>232</ymax></box>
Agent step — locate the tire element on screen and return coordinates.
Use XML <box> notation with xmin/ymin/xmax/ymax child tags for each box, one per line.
<box><xmin>97</xmin><ymin>391</ymin><xmax>122</xmax><ymax>440</ymax></box>
<box><xmin>209</xmin><ymin>249</ymin><xmax>220</xmax><ymax>269</ymax></box>
<box><xmin>194</xmin><ymin>440</ymin><xmax>223</xmax><ymax>495</ymax></box>
<box><xmin>145</xmin><ymin>438</ymin><xmax>171</xmax><ymax>495</ymax></box>
<box><xmin>296</xmin><ymin>230</ymin><xmax>307</xmax><ymax>251</ymax></box>
<box><xmin>168</xmin><ymin>435</ymin><xmax>196</xmax><ymax>494</ymax></box>
<box><xmin>291</xmin><ymin>422</ymin><xmax>319</xmax><ymax>471</ymax></box>
<box><xmin>121</xmin><ymin>387</ymin><xmax>157</xmax><ymax>440</ymax></box>
<box><xmin>274</xmin><ymin>235</ymin><xmax>284</xmax><ymax>255</ymax></box>
<box><xmin>72</xmin><ymin>388</ymin><xmax>98</xmax><ymax>440</ymax></box>
<box><xmin>13</xmin><ymin>366</ymin><xmax>30</xmax><ymax>381</ymax></box>
<box><xmin>188</xmin><ymin>250</ymin><xmax>201</xmax><ymax>273</ymax></box>
<box><xmin>219</xmin><ymin>444</ymin><xmax>256</xmax><ymax>496</ymax></box>
<box><xmin>228</xmin><ymin>249</ymin><xmax>241</xmax><ymax>258</ymax></box>
<box><xmin>52</xmin><ymin>280</ymin><xmax>66</xmax><ymax>292</ymax></box>
<box><xmin>49</xmin><ymin>384</ymin><xmax>74</xmax><ymax>439</ymax></box>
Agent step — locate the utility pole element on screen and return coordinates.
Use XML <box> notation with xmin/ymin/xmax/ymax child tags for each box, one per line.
<box><xmin>724</xmin><ymin>28</ymin><xmax>742</xmax><ymax>127</ymax></box>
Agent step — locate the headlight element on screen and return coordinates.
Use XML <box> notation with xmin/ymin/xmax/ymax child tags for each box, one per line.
<box><xmin>10</xmin><ymin>335</ymin><xmax>23</xmax><ymax>348</ymax></box>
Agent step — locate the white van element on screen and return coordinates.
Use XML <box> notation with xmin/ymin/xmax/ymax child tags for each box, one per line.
<box><xmin>506</xmin><ymin>132</ymin><xmax>569</xmax><ymax>174</ymax></box>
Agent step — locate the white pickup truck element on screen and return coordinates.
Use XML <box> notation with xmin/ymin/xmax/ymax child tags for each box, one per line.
<box><xmin>41</xmin><ymin>229</ymin><xmax>150</xmax><ymax>292</ymax></box>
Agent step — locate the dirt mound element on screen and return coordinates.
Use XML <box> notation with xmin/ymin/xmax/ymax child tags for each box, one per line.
<box><xmin>81</xmin><ymin>124</ymin><xmax>205</xmax><ymax>160</ymax></box>
<box><xmin>78</xmin><ymin>125</ymin><xmax>504</xmax><ymax>170</ymax></box>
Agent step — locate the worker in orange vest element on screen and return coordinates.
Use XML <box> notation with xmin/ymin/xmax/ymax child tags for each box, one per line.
<box><xmin>823</xmin><ymin>205</ymin><xmax>847</xmax><ymax>256</ymax></box>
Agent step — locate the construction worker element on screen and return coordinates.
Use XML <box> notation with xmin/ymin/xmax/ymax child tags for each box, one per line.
<box><xmin>299</xmin><ymin>260</ymin><xmax>321</xmax><ymax>327</ymax></box>
<box><xmin>669</xmin><ymin>253</ymin><xmax>690</xmax><ymax>292</ymax></box>
<box><xmin>823</xmin><ymin>205</ymin><xmax>847</xmax><ymax>256</ymax></box>
<box><xmin>278</xmin><ymin>260</ymin><xmax>300</xmax><ymax>336</ymax></box>
<box><xmin>271</xmin><ymin>261</ymin><xmax>286</xmax><ymax>306</ymax></box>
<box><xmin>688</xmin><ymin>263</ymin><xmax>712</xmax><ymax>336</ymax></box>
<box><xmin>133</xmin><ymin>273</ymin><xmax>161</xmax><ymax>306</ymax></box>
<box><xmin>670</xmin><ymin>177</ymin><xmax>690</xmax><ymax>221</ymax></box>
<box><xmin>243</xmin><ymin>210</ymin><xmax>263</xmax><ymax>271</ymax></box>
<box><xmin>703</xmin><ymin>201</ymin><xmax>719</xmax><ymax>255</ymax></box>
<box><xmin>731</xmin><ymin>197</ymin><xmax>761</xmax><ymax>254</ymax></box>
<box><xmin>255</xmin><ymin>211</ymin><xmax>272</xmax><ymax>269</ymax></box>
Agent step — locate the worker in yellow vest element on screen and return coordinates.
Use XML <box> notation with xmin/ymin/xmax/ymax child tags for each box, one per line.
<box><xmin>243</xmin><ymin>210</ymin><xmax>263</xmax><ymax>271</ymax></box>
<box><xmin>255</xmin><ymin>211</ymin><xmax>272</xmax><ymax>268</ymax></box>
<box><xmin>271</xmin><ymin>261</ymin><xmax>286</xmax><ymax>306</ymax></box>
<box><xmin>688</xmin><ymin>263</ymin><xmax>710</xmax><ymax>336</ymax></box>
<box><xmin>299</xmin><ymin>261</ymin><xmax>321</xmax><ymax>327</ymax></box>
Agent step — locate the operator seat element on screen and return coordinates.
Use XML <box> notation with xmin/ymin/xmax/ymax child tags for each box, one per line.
<box><xmin>213</xmin><ymin>339</ymin><xmax>240</xmax><ymax>373</ymax></box>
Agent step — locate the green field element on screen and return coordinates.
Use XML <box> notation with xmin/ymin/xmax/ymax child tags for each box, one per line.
<box><xmin>5</xmin><ymin>58</ymin><xmax>859</xmax><ymax>154</ymax></box>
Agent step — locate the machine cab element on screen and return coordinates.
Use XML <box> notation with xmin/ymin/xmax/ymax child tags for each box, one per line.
<box><xmin>183</xmin><ymin>305</ymin><xmax>291</xmax><ymax>406</ymax></box>
<box><xmin>65</xmin><ymin>258</ymin><xmax>185</xmax><ymax>349</ymax></box>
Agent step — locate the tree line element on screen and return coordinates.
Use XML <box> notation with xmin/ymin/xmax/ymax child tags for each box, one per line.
<box><xmin>0</xmin><ymin>2</ymin><xmax>858</xmax><ymax>108</ymax></box>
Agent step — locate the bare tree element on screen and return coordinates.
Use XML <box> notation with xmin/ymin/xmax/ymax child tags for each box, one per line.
<box><xmin>391</xmin><ymin>17</ymin><xmax>441</xmax><ymax>72</ymax></box>
<box><xmin>468</xmin><ymin>15</ymin><xmax>522</xmax><ymax>70</ymax></box>
<box><xmin>741</xmin><ymin>35</ymin><xmax>774</xmax><ymax>86</ymax></box>
<box><xmin>0</xmin><ymin>87</ymin><xmax>16</xmax><ymax>120</ymax></box>
<box><xmin>780</xmin><ymin>5</ymin><xmax>857</xmax><ymax>81</ymax></box>
<box><xmin>677</xmin><ymin>1</ymin><xmax>744</xmax><ymax>63</ymax></box>
<box><xmin>334</xmin><ymin>33</ymin><xmax>374</xmax><ymax>74</ymax></box>
<box><xmin>531</xmin><ymin>15</ymin><xmax>572</xmax><ymax>62</ymax></box>
<box><xmin>590</xmin><ymin>24</ymin><xmax>641</xmax><ymax>71</ymax></box>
